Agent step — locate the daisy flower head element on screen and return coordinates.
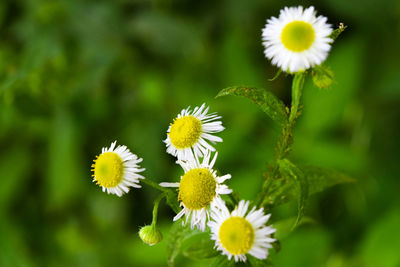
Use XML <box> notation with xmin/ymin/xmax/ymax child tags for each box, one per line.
<box><xmin>262</xmin><ymin>6</ymin><xmax>333</xmax><ymax>73</ymax></box>
<box><xmin>91</xmin><ymin>141</ymin><xmax>145</xmax><ymax>197</ymax></box>
<box><xmin>160</xmin><ymin>151</ymin><xmax>232</xmax><ymax>231</ymax></box>
<box><xmin>208</xmin><ymin>199</ymin><xmax>276</xmax><ymax>262</ymax></box>
<box><xmin>164</xmin><ymin>103</ymin><xmax>224</xmax><ymax>161</ymax></box>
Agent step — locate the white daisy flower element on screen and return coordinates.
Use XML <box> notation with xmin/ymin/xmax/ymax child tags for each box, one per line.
<box><xmin>208</xmin><ymin>199</ymin><xmax>276</xmax><ymax>262</ymax></box>
<box><xmin>91</xmin><ymin>141</ymin><xmax>145</xmax><ymax>197</ymax></box>
<box><xmin>262</xmin><ymin>6</ymin><xmax>333</xmax><ymax>73</ymax></box>
<box><xmin>160</xmin><ymin>151</ymin><xmax>232</xmax><ymax>231</ymax></box>
<box><xmin>164</xmin><ymin>103</ymin><xmax>224</xmax><ymax>161</ymax></box>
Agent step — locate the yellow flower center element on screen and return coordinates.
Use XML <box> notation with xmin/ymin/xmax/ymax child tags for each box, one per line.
<box><xmin>92</xmin><ymin>152</ymin><xmax>124</xmax><ymax>187</ymax></box>
<box><xmin>169</xmin><ymin>115</ymin><xmax>202</xmax><ymax>149</ymax></box>
<box><xmin>178</xmin><ymin>168</ymin><xmax>216</xmax><ymax>210</ymax></box>
<box><xmin>219</xmin><ymin>217</ymin><xmax>255</xmax><ymax>255</ymax></box>
<box><xmin>281</xmin><ymin>21</ymin><xmax>315</xmax><ymax>52</ymax></box>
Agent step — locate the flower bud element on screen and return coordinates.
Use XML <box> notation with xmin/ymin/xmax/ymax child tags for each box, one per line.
<box><xmin>139</xmin><ymin>225</ymin><xmax>163</xmax><ymax>246</ymax></box>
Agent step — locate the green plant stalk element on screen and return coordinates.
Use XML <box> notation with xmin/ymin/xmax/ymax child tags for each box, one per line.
<box><xmin>141</xmin><ymin>179</ymin><xmax>180</xmax><ymax>213</ymax></box>
<box><xmin>256</xmin><ymin>72</ymin><xmax>306</xmax><ymax>208</ymax></box>
<box><xmin>227</xmin><ymin>192</ymin><xmax>239</xmax><ymax>206</ymax></box>
<box><xmin>289</xmin><ymin>72</ymin><xmax>306</xmax><ymax>124</ymax></box>
<box><xmin>151</xmin><ymin>192</ymin><xmax>166</xmax><ymax>227</ymax></box>
<box><xmin>276</xmin><ymin>72</ymin><xmax>306</xmax><ymax>160</ymax></box>
<box><xmin>141</xmin><ymin>178</ymin><xmax>170</xmax><ymax>193</ymax></box>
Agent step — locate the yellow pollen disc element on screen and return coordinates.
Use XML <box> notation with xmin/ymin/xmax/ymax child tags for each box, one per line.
<box><xmin>281</xmin><ymin>21</ymin><xmax>315</xmax><ymax>52</ymax></box>
<box><xmin>219</xmin><ymin>217</ymin><xmax>255</xmax><ymax>255</ymax></box>
<box><xmin>178</xmin><ymin>168</ymin><xmax>216</xmax><ymax>210</ymax></box>
<box><xmin>92</xmin><ymin>152</ymin><xmax>124</xmax><ymax>188</ymax></box>
<box><xmin>169</xmin><ymin>115</ymin><xmax>202</xmax><ymax>149</ymax></box>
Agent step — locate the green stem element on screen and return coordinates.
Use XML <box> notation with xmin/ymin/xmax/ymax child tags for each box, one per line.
<box><xmin>151</xmin><ymin>193</ymin><xmax>166</xmax><ymax>226</ymax></box>
<box><xmin>141</xmin><ymin>179</ymin><xmax>180</xmax><ymax>214</ymax></box>
<box><xmin>141</xmin><ymin>178</ymin><xmax>169</xmax><ymax>192</ymax></box>
<box><xmin>257</xmin><ymin>72</ymin><xmax>306</xmax><ymax>208</ymax></box>
<box><xmin>278</xmin><ymin>72</ymin><xmax>306</xmax><ymax>160</ymax></box>
<box><xmin>289</xmin><ymin>72</ymin><xmax>306</xmax><ymax>123</ymax></box>
<box><xmin>228</xmin><ymin>193</ymin><xmax>238</xmax><ymax>206</ymax></box>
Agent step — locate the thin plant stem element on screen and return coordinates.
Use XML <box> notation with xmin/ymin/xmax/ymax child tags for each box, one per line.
<box><xmin>289</xmin><ymin>72</ymin><xmax>306</xmax><ymax>123</ymax></box>
<box><xmin>141</xmin><ymin>178</ymin><xmax>169</xmax><ymax>192</ymax></box>
<box><xmin>228</xmin><ymin>193</ymin><xmax>238</xmax><ymax>206</ymax></box>
<box><xmin>151</xmin><ymin>192</ymin><xmax>166</xmax><ymax>226</ymax></box>
<box><xmin>256</xmin><ymin>72</ymin><xmax>306</xmax><ymax>208</ymax></box>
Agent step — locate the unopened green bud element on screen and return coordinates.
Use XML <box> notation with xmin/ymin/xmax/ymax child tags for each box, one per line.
<box><xmin>329</xmin><ymin>23</ymin><xmax>347</xmax><ymax>40</ymax></box>
<box><xmin>312</xmin><ymin>65</ymin><xmax>334</xmax><ymax>89</ymax></box>
<box><xmin>139</xmin><ymin>225</ymin><xmax>163</xmax><ymax>246</ymax></box>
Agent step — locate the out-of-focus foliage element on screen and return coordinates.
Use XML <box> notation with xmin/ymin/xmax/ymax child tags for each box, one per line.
<box><xmin>0</xmin><ymin>0</ymin><xmax>400</xmax><ymax>266</ymax></box>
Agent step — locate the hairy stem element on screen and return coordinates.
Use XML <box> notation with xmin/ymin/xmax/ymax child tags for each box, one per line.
<box><xmin>256</xmin><ymin>72</ymin><xmax>306</xmax><ymax>208</ymax></box>
<box><xmin>289</xmin><ymin>72</ymin><xmax>306</xmax><ymax>123</ymax></box>
<box><xmin>276</xmin><ymin>72</ymin><xmax>306</xmax><ymax>160</ymax></box>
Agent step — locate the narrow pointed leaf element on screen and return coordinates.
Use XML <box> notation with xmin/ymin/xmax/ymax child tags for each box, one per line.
<box><xmin>166</xmin><ymin>222</ymin><xmax>190</xmax><ymax>267</ymax></box>
<box><xmin>181</xmin><ymin>229</ymin><xmax>219</xmax><ymax>259</ymax></box>
<box><xmin>312</xmin><ymin>65</ymin><xmax>334</xmax><ymax>89</ymax></box>
<box><xmin>248</xmin><ymin>255</ymin><xmax>274</xmax><ymax>266</ymax></box>
<box><xmin>301</xmin><ymin>165</ymin><xmax>355</xmax><ymax>195</ymax></box>
<box><xmin>165</xmin><ymin>190</ymin><xmax>180</xmax><ymax>214</ymax></box>
<box><xmin>216</xmin><ymin>86</ymin><xmax>288</xmax><ymax>125</ymax></box>
<box><xmin>278</xmin><ymin>159</ymin><xmax>309</xmax><ymax>228</ymax></box>
<box><xmin>262</xmin><ymin>165</ymin><xmax>355</xmax><ymax>210</ymax></box>
<box><xmin>210</xmin><ymin>255</ymin><xmax>235</xmax><ymax>267</ymax></box>
<box><xmin>166</xmin><ymin>223</ymin><xmax>219</xmax><ymax>265</ymax></box>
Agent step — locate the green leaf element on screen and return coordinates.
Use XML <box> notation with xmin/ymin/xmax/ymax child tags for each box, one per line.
<box><xmin>216</xmin><ymin>86</ymin><xmax>288</xmax><ymax>125</ymax></box>
<box><xmin>210</xmin><ymin>255</ymin><xmax>272</xmax><ymax>267</ymax></box>
<box><xmin>261</xmin><ymin>165</ymin><xmax>354</xmax><ymax>212</ymax></box>
<box><xmin>166</xmin><ymin>223</ymin><xmax>218</xmax><ymax>266</ymax></box>
<box><xmin>248</xmin><ymin>255</ymin><xmax>274</xmax><ymax>266</ymax></box>
<box><xmin>278</xmin><ymin>159</ymin><xmax>309</xmax><ymax>228</ymax></box>
<box><xmin>165</xmin><ymin>190</ymin><xmax>180</xmax><ymax>214</ymax></box>
<box><xmin>210</xmin><ymin>255</ymin><xmax>235</xmax><ymax>267</ymax></box>
<box><xmin>312</xmin><ymin>65</ymin><xmax>334</xmax><ymax>89</ymax></box>
<box><xmin>273</xmin><ymin>216</ymin><xmax>316</xmax><ymax>240</ymax></box>
<box><xmin>181</xmin><ymin>229</ymin><xmax>219</xmax><ymax>260</ymax></box>
<box><xmin>300</xmin><ymin>165</ymin><xmax>355</xmax><ymax>195</ymax></box>
<box><xmin>166</xmin><ymin>222</ymin><xmax>190</xmax><ymax>267</ymax></box>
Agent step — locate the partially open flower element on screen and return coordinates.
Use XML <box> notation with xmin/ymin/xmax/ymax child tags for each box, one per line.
<box><xmin>91</xmin><ymin>141</ymin><xmax>145</xmax><ymax>197</ymax></box>
<box><xmin>262</xmin><ymin>6</ymin><xmax>333</xmax><ymax>73</ymax></box>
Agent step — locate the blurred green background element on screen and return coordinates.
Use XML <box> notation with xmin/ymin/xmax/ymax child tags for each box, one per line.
<box><xmin>1</xmin><ymin>0</ymin><xmax>400</xmax><ymax>266</ymax></box>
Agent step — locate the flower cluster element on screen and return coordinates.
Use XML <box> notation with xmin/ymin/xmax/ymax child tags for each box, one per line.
<box><xmin>160</xmin><ymin>103</ymin><xmax>276</xmax><ymax>262</ymax></box>
<box><xmin>90</xmin><ymin>103</ymin><xmax>276</xmax><ymax>262</ymax></box>
<box><xmin>90</xmin><ymin>5</ymin><xmax>336</xmax><ymax>263</ymax></box>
